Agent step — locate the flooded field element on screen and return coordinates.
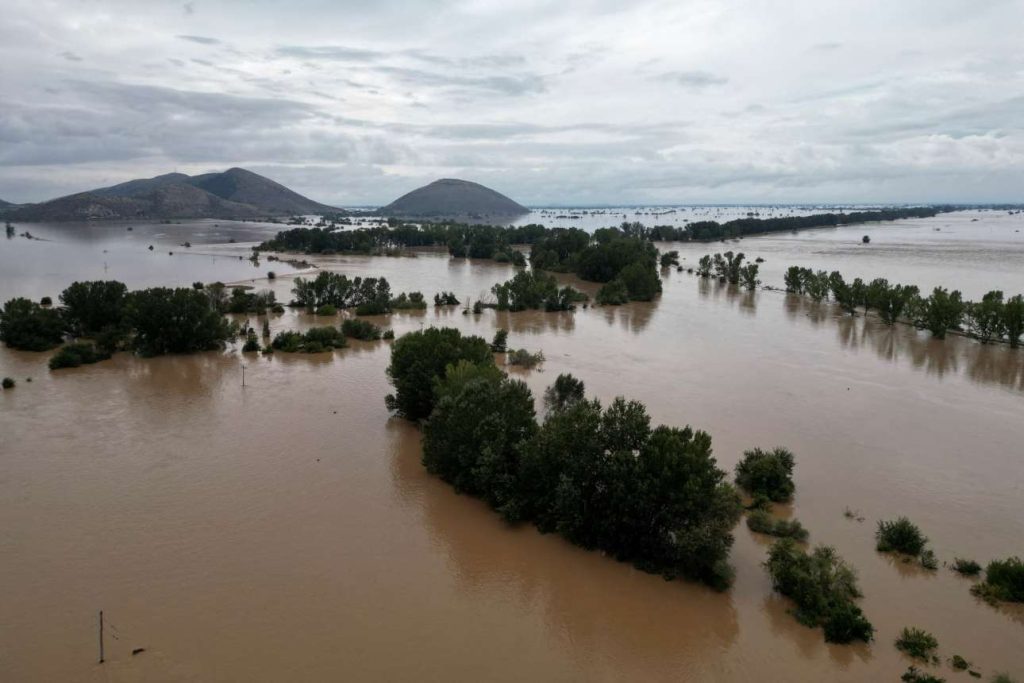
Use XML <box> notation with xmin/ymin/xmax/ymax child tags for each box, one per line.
<box><xmin>1</xmin><ymin>210</ymin><xmax>1023</xmax><ymax>681</ymax></box>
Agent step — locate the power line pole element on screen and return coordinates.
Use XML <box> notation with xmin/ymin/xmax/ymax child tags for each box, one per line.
<box><xmin>98</xmin><ymin>610</ymin><xmax>104</xmax><ymax>664</ymax></box>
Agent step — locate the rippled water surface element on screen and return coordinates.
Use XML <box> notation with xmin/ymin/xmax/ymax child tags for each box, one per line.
<box><xmin>1</xmin><ymin>210</ymin><xmax>1023</xmax><ymax>681</ymax></box>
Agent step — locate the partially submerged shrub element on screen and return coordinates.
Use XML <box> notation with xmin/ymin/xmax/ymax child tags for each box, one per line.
<box><xmin>271</xmin><ymin>326</ymin><xmax>347</xmax><ymax>353</ymax></box>
<box><xmin>49</xmin><ymin>342</ymin><xmax>112</xmax><ymax>369</ymax></box>
<box><xmin>341</xmin><ymin>318</ymin><xmax>383</xmax><ymax>341</ymax></box>
<box><xmin>2</xmin><ymin>377</ymin><xmax>14</xmax><ymax>389</ymax></box>
<box><xmin>434</xmin><ymin>291</ymin><xmax>460</xmax><ymax>306</ymax></box>
<box><xmin>316</xmin><ymin>304</ymin><xmax>338</xmax><ymax>316</ymax></box>
<box><xmin>951</xmin><ymin>558</ymin><xmax>982</xmax><ymax>576</ymax></box>
<box><xmin>507</xmin><ymin>348</ymin><xmax>545</xmax><ymax>368</ymax></box>
<box><xmin>971</xmin><ymin>557</ymin><xmax>1024</xmax><ymax>604</ymax></box>
<box><xmin>746</xmin><ymin>510</ymin><xmax>809</xmax><ymax>541</ymax></box>
<box><xmin>901</xmin><ymin>667</ymin><xmax>945</xmax><ymax>683</ymax></box>
<box><xmin>920</xmin><ymin>549</ymin><xmax>938</xmax><ymax>571</ymax></box>
<box><xmin>895</xmin><ymin>627</ymin><xmax>939</xmax><ymax>662</ymax></box>
<box><xmin>735</xmin><ymin>447</ymin><xmax>795</xmax><ymax>502</ymax></box>
<box><xmin>950</xmin><ymin>655</ymin><xmax>970</xmax><ymax>671</ymax></box>
<box><xmin>876</xmin><ymin>517</ymin><xmax>928</xmax><ymax>556</ymax></box>
<box><xmin>764</xmin><ymin>539</ymin><xmax>873</xmax><ymax>643</ymax></box>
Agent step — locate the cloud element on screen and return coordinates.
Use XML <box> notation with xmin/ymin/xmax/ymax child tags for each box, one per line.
<box><xmin>655</xmin><ymin>70</ymin><xmax>728</xmax><ymax>89</ymax></box>
<box><xmin>275</xmin><ymin>45</ymin><xmax>384</xmax><ymax>62</ymax></box>
<box><xmin>176</xmin><ymin>34</ymin><xmax>220</xmax><ymax>45</ymax></box>
<box><xmin>60</xmin><ymin>51</ymin><xmax>83</xmax><ymax>62</ymax></box>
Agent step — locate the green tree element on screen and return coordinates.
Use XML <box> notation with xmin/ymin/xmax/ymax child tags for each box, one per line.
<box><xmin>543</xmin><ymin>373</ymin><xmax>585</xmax><ymax>413</ymax></box>
<box><xmin>966</xmin><ymin>290</ymin><xmax>1006</xmax><ymax>344</ymax></box>
<box><xmin>1001</xmin><ymin>294</ymin><xmax>1024</xmax><ymax>348</ymax></box>
<box><xmin>0</xmin><ymin>297</ymin><xmax>64</xmax><ymax>350</ymax></box>
<box><xmin>385</xmin><ymin>327</ymin><xmax>493</xmax><ymax>421</ymax></box>
<box><xmin>739</xmin><ymin>263</ymin><xmax>760</xmax><ymax>291</ymax></box>
<box><xmin>124</xmin><ymin>287</ymin><xmax>231</xmax><ymax>356</ymax></box>
<box><xmin>735</xmin><ymin>447</ymin><xmax>796</xmax><ymax>502</ymax></box>
<box><xmin>919</xmin><ymin>287</ymin><xmax>964</xmax><ymax>339</ymax></box>
<box><xmin>59</xmin><ymin>280</ymin><xmax>128</xmax><ymax>337</ymax></box>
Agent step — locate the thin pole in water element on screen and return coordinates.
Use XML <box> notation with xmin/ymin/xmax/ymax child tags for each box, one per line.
<box><xmin>98</xmin><ymin>610</ymin><xmax>104</xmax><ymax>664</ymax></box>
<box><xmin>242</xmin><ymin>364</ymin><xmax>246</xmax><ymax>387</ymax></box>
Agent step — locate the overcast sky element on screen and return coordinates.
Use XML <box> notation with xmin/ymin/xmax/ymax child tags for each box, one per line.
<box><xmin>1</xmin><ymin>0</ymin><xmax>1022</xmax><ymax>206</ymax></box>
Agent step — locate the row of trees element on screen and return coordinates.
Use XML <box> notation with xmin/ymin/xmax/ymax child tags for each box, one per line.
<box><xmin>647</xmin><ymin>207</ymin><xmax>945</xmax><ymax>242</ymax></box>
<box><xmin>385</xmin><ymin>327</ymin><xmax>743</xmax><ymax>590</ymax></box>
<box><xmin>785</xmin><ymin>267</ymin><xmax>1024</xmax><ymax>345</ymax></box>
<box><xmin>290</xmin><ymin>271</ymin><xmax>425</xmax><ymax>315</ymax></box>
<box><xmin>696</xmin><ymin>252</ymin><xmax>760</xmax><ymax>291</ymax></box>
<box><xmin>1</xmin><ymin>281</ymin><xmax>234</xmax><ymax>356</ymax></box>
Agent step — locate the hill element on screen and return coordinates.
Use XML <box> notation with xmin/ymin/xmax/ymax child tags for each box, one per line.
<box><xmin>6</xmin><ymin>168</ymin><xmax>340</xmax><ymax>222</ymax></box>
<box><xmin>381</xmin><ymin>178</ymin><xmax>528</xmax><ymax>219</ymax></box>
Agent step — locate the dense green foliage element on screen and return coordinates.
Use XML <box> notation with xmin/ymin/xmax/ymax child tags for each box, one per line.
<box><xmin>434</xmin><ymin>291</ymin><xmax>460</xmax><ymax>306</ymax></box>
<box><xmin>490</xmin><ymin>328</ymin><xmax>508</xmax><ymax>353</ymax></box>
<box><xmin>951</xmin><ymin>557</ymin><xmax>982</xmax><ymax>576</ymax></box>
<box><xmin>918</xmin><ymin>287</ymin><xmax>965</xmax><ymax>339</ymax></box>
<box><xmin>59</xmin><ymin>280</ymin><xmax>127</xmax><ymax>337</ymax></box>
<box><xmin>746</xmin><ymin>510</ymin><xmax>809</xmax><ymax>541</ymax></box>
<box><xmin>125</xmin><ymin>287</ymin><xmax>232</xmax><ymax>356</ymax></box>
<box><xmin>895</xmin><ymin>627</ymin><xmax>939</xmax><ymax>662</ymax></box>
<box><xmin>876</xmin><ymin>517</ymin><xmax>929</xmax><ymax>556</ymax></box>
<box><xmin>385</xmin><ymin>327</ymin><xmax>493</xmax><ymax>421</ymax></box>
<box><xmin>764</xmin><ymin>539</ymin><xmax>874</xmax><ymax>643</ymax></box>
<box><xmin>971</xmin><ymin>557</ymin><xmax>1024</xmax><ymax>603</ymax></box>
<box><xmin>507</xmin><ymin>348</ymin><xmax>544</xmax><ymax>368</ymax></box>
<box><xmin>341</xmin><ymin>318</ymin><xmax>383</xmax><ymax>340</ymax></box>
<box><xmin>0</xmin><ymin>297</ymin><xmax>64</xmax><ymax>350</ymax></box>
<box><xmin>543</xmin><ymin>373</ymin><xmax>585</xmax><ymax>413</ymax></box>
<box><xmin>900</xmin><ymin>666</ymin><xmax>945</xmax><ymax>683</ymax></box>
<box><xmin>491</xmin><ymin>270</ymin><xmax>585</xmax><ymax>311</ymax></box>
<box><xmin>595</xmin><ymin>278</ymin><xmax>629</xmax><ymax>305</ymax></box>
<box><xmin>271</xmin><ymin>326</ymin><xmax>347</xmax><ymax>353</ymax></box>
<box><xmin>735</xmin><ymin>447</ymin><xmax>796</xmax><ymax>502</ymax></box>
<box><xmin>48</xmin><ymin>342</ymin><xmax>111</xmax><ymax>369</ymax></box>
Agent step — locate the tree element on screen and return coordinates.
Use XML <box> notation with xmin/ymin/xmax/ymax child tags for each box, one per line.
<box><xmin>543</xmin><ymin>373</ymin><xmax>585</xmax><ymax>413</ymax></box>
<box><xmin>124</xmin><ymin>287</ymin><xmax>232</xmax><ymax>356</ymax></box>
<box><xmin>422</xmin><ymin>361</ymin><xmax>537</xmax><ymax>519</ymax></box>
<box><xmin>697</xmin><ymin>255</ymin><xmax>713</xmax><ymax>278</ymax></box>
<box><xmin>385</xmin><ymin>327</ymin><xmax>493</xmax><ymax>421</ymax></box>
<box><xmin>876</xmin><ymin>517</ymin><xmax>928</xmax><ymax>556</ymax></box>
<box><xmin>660</xmin><ymin>251</ymin><xmax>680</xmax><ymax>268</ymax></box>
<box><xmin>1001</xmin><ymin>294</ymin><xmax>1024</xmax><ymax>348</ymax></box>
<box><xmin>739</xmin><ymin>263</ymin><xmax>760</xmax><ymax>291</ymax></box>
<box><xmin>59</xmin><ymin>280</ymin><xmax>128</xmax><ymax>337</ymax></box>
<box><xmin>618</xmin><ymin>261</ymin><xmax>661</xmax><ymax>301</ymax></box>
<box><xmin>0</xmin><ymin>297</ymin><xmax>64</xmax><ymax>350</ymax></box>
<box><xmin>596</xmin><ymin>279</ymin><xmax>629</xmax><ymax>305</ymax></box>
<box><xmin>965</xmin><ymin>291</ymin><xmax>1006</xmax><ymax>344</ymax></box>
<box><xmin>784</xmin><ymin>266</ymin><xmax>804</xmax><ymax>293</ymax></box>
<box><xmin>735</xmin><ymin>447</ymin><xmax>796</xmax><ymax>502</ymax></box>
<box><xmin>919</xmin><ymin>287</ymin><xmax>964</xmax><ymax>339</ymax></box>
<box><xmin>490</xmin><ymin>328</ymin><xmax>508</xmax><ymax>352</ymax></box>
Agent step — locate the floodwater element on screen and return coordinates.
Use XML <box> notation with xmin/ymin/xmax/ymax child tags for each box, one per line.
<box><xmin>1</xmin><ymin>210</ymin><xmax>1023</xmax><ymax>681</ymax></box>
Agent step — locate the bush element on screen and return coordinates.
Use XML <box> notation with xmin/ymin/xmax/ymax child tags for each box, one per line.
<box><xmin>764</xmin><ymin>539</ymin><xmax>873</xmax><ymax>643</ymax></box>
<box><xmin>951</xmin><ymin>558</ymin><xmax>982</xmax><ymax>576</ymax></box>
<box><xmin>2</xmin><ymin>377</ymin><xmax>14</xmax><ymax>389</ymax></box>
<box><xmin>735</xmin><ymin>447</ymin><xmax>796</xmax><ymax>502</ymax></box>
<box><xmin>507</xmin><ymin>348</ymin><xmax>544</xmax><ymax>368</ymax></box>
<box><xmin>746</xmin><ymin>510</ymin><xmax>809</xmax><ymax>541</ymax></box>
<box><xmin>0</xmin><ymin>297</ymin><xmax>65</xmax><ymax>350</ymax></box>
<box><xmin>596</xmin><ymin>278</ymin><xmax>629</xmax><ymax>305</ymax></box>
<box><xmin>391</xmin><ymin>291</ymin><xmax>427</xmax><ymax>310</ymax></box>
<box><xmin>434</xmin><ymin>291</ymin><xmax>460</xmax><ymax>306</ymax></box>
<box><xmin>490</xmin><ymin>328</ymin><xmax>508</xmax><ymax>352</ymax></box>
<box><xmin>341</xmin><ymin>318</ymin><xmax>383</xmax><ymax>341</ymax></box>
<box><xmin>49</xmin><ymin>342</ymin><xmax>112</xmax><ymax>369</ymax></box>
<box><xmin>876</xmin><ymin>517</ymin><xmax>928</xmax><ymax>556</ymax></box>
<box><xmin>971</xmin><ymin>557</ymin><xmax>1024</xmax><ymax>603</ymax></box>
<box><xmin>920</xmin><ymin>549</ymin><xmax>938</xmax><ymax>571</ymax></box>
<box><xmin>660</xmin><ymin>251</ymin><xmax>680</xmax><ymax>268</ymax></box>
<box><xmin>271</xmin><ymin>326</ymin><xmax>346</xmax><ymax>353</ymax></box>
<box><xmin>242</xmin><ymin>330</ymin><xmax>261</xmax><ymax>352</ymax></box>
<box><xmin>895</xmin><ymin>627</ymin><xmax>939</xmax><ymax>662</ymax></box>
<box><xmin>901</xmin><ymin>667</ymin><xmax>945</xmax><ymax>683</ymax></box>
<box><xmin>385</xmin><ymin>327</ymin><xmax>493</xmax><ymax>421</ymax></box>
<box><xmin>382</xmin><ymin>329</ymin><xmax>395</xmax><ymax>340</ymax></box>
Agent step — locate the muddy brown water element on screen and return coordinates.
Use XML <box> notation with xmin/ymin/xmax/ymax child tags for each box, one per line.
<box><xmin>2</xmin><ymin>211</ymin><xmax>1024</xmax><ymax>681</ymax></box>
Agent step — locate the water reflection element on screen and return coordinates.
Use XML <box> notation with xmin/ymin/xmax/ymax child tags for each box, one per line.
<box><xmin>697</xmin><ymin>278</ymin><xmax>758</xmax><ymax>316</ymax></box>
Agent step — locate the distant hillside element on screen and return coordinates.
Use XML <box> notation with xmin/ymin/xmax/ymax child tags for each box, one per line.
<box><xmin>7</xmin><ymin>168</ymin><xmax>341</xmax><ymax>222</ymax></box>
<box><xmin>0</xmin><ymin>198</ymin><xmax>13</xmax><ymax>208</ymax></box>
<box><xmin>381</xmin><ymin>179</ymin><xmax>528</xmax><ymax>219</ymax></box>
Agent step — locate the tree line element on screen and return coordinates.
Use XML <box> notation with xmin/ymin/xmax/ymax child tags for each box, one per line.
<box><xmin>289</xmin><ymin>271</ymin><xmax>426</xmax><ymax>315</ymax></box>
<box><xmin>784</xmin><ymin>267</ymin><xmax>1024</xmax><ymax>346</ymax></box>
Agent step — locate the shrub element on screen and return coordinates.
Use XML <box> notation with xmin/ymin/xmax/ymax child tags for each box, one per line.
<box><xmin>391</xmin><ymin>291</ymin><xmax>427</xmax><ymax>310</ymax></box>
<box><xmin>660</xmin><ymin>251</ymin><xmax>680</xmax><ymax>268</ymax></box>
<box><xmin>271</xmin><ymin>326</ymin><xmax>346</xmax><ymax>353</ymax></box>
<box><xmin>951</xmin><ymin>558</ymin><xmax>982</xmax><ymax>576</ymax></box>
<box><xmin>2</xmin><ymin>377</ymin><xmax>14</xmax><ymax>389</ymax></box>
<box><xmin>341</xmin><ymin>318</ymin><xmax>383</xmax><ymax>341</ymax></box>
<box><xmin>385</xmin><ymin>327</ymin><xmax>493</xmax><ymax>421</ymax></box>
<box><xmin>746</xmin><ymin>510</ymin><xmax>809</xmax><ymax>541</ymax></box>
<box><xmin>876</xmin><ymin>517</ymin><xmax>928</xmax><ymax>556</ymax></box>
<box><xmin>507</xmin><ymin>348</ymin><xmax>544</xmax><ymax>368</ymax></box>
<box><xmin>971</xmin><ymin>557</ymin><xmax>1024</xmax><ymax>603</ymax></box>
<box><xmin>735</xmin><ymin>447</ymin><xmax>796</xmax><ymax>502</ymax></box>
<box><xmin>267</xmin><ymin>271</ymin><xmax>276</xmax><ymax>279</ymax></box>
<box><xmin>49</xmin><ymin>342</ymin><xmax>112</xmax><ymax>369</ymax></box>
<box><xmin>242</xmin><ymin>330</ymin><xmax>261</xmax><ymax>352</ymax></box>
<box><xmin>316</xmin><ymin>304</ymin><xmax>338</xmax><ymax>316</ymax></box>
<box><xmin>764</xmin><ymin>539</ymin><xmax>873</xmax><ymax>643</ymax></box>
<box><xmin>920</xmin><ymin>549</ymin><xmax>938</xmax><ymax>571</ymax></box>
<box><xmin>950</xmin><ymin>655</ymin><xmax>970</xmax><ymax>671</ymax></box>
<box><xmin>895</xmin><ymin>627</ymin><xmax>939</xmax><ymax>662</ymax></box>
<box><xmin>991</xmin><ymin>674</ymin><xmax>1017</xmax><ymax>683</ymax></box>
<box><xmin>434</xmin><ymin>291</ymin><xmax>460</xmax><ymax>306</ymax></box>
<box><xmin>382</xmin><ymin>329</ymin><xmax>395</xmax><ymax>340</ymax></box>
<box><xmin>596</xmin><ymin>279</ymin><xmax>629</xmax><ymax>305</ymax></box>
<box><xmin>490</xmin><ymin>328</ymin><xmax>508</xmax><ymax>353</ymax></box>
<box><xmin>0</xmin><ymin>297</ymin><xmax>65</xmax><ymax>350</ymax></box>
<box><xmin>901</xmin><ymin>667</ymin><xmax>945</xmax><ymax>683</ymax></box>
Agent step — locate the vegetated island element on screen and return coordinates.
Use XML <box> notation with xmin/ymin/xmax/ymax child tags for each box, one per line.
<box><xmin>1</xmin><ymin>168</ymin><xmax>340</xmax><ymax>222</ymax></box>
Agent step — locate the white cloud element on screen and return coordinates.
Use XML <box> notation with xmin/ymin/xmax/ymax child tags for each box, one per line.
<box><xmin>0</xmin><ymin>0</ymin><xmax>1021</xmax><ymax>205</ymax></box>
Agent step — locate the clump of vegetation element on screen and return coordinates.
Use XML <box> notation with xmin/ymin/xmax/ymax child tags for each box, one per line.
<box><xmin>434</xmin><ymin>291</ymin><xmax>460</xmax><ymax>306</ymax></box>
<box><xmin>390</xmin><ymin>291</ymin><xmax>427</xmax><ymax>310</ymax></box>
<box><xmin>876</xmin><ymin>517</ymin><xmax>929</xmax><ymax>556</ymax></box>
<box><xmin>895</xmin><ymin>627</ymin><xmax>939</xmax><ymax>662</ymax></box>
<box><xmin>49</xmin><ymin>342</ymin><xmax>112</xmax><ymax>369</ymax></box>
<box><xmin>382</xmin><ymin>329</ymin><xmax>395</xmax><ymax>340</ymax></box>
<box><xmin>341</xmin><ymin>318</ymin><xmax>383</xmax><ymax>341</ymax></box>
<box><xmin>126</xmin><ymin>287</ymin><xmax>233</xmax><ymax>356</ymax></box>
<box><xmin>951</xmin><ymin>558</ymin><xmax>982</xmax><ymax>576</ymax></box>
<box><xmin>596</xmin><ymin>278</ymin><xmax>630</xmax><ymax>305</ymax></box>
<box><xmin>660</xmin><ymin>250</ymin><xmax>680</xmax><ymax>268</ymax></box>
<box><xmin>385</xmin><ymin>327</ymin><xmax>493</xmax><ymax>420</ymax></box>
<box><xmin>739</xmin><ymin>263</ymin><xmax>760</xmax><ymax>291</ymax></box>
<box><xmin>40</xmin><ymin>296</ymin><xmax>52</xmax><ymax>306</ymax></box>
<box><xmin>491</xmin><ymin>270</ymin><xmax>585</xmax><ymax>312</ymax></box>
<box><xmin>316</xmin><ymin>304</ymin><xmax>338</xmax><ymax>316</ymax></box>
<box><xmin>490</xmin><ymin>328</ymin><xmax>508</xmax><ymax>353</ymax></box>
<box><xmin>990</xmin><ymin>673</ymin><xmax>1018</xmax><ymax>683</ymax></box>
<box><xmin>920</xmin><ymin>549</ymin><xmax>939</xmax><ymax>571</ymax></box>
<box><xmin>0</xmin><ymin>297</ymin><xmax>65</xmax><ymax>350</ymax></box>
<box><xmin>735</xmin><ymin>447</ymin><xmax>796</xmax><ymax>502</ymax></box>
<box><xmin>507</xmin><ymin>348</ymin><xmax>544</xmax><ymax>368</ymax></box>
<box><xmin>271</xmin><ymin>326</ymin><xmax>347</xmax><ymax>353</ymax></box>
<box><xmin>746</xmin><ymin>493</ymin><xmax>772</xmax><ymax>512</ymax></box>
<box><xmin>543</xmin><ymin>373</ymin><xmax>585</xmax><ymax>413</ymax></box>
<box><xmin>241</xmin><ymin>329</ymin><xmax>261</xmax><ymax>352</ymax></box>
<box><xmin>900</xmin><ymin>666</ymin><xmax>945</xmax><ymax>683</ymax></box>
<box><xmin>950</xmin><ymin>655</ymin><xmax>970</xmax><ymax>671</ymax></box>
<box><xmin>746</xmin><ymin>510</ymin><xmax>809</xmax><ymax>541</ymax></box>
<box><xmin>970</xmin><ymin>557</ymin><xmax>1024</xmax><ymax>604</ymax></box>
<box><xmin>764</xmin><ymin>539</ymin><xmax>873</xmax><ymax>643</ymax></box>
<box><xmin>2</xmin><ymin>377</ymin><xmax>14</xmax><ymax>389</ymax></box>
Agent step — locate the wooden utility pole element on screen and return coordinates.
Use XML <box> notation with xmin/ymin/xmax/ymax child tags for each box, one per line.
<box><xmin>98</xmin><ymin>610</ymin><xmax>104</xmax><ymax>664</ymax></box>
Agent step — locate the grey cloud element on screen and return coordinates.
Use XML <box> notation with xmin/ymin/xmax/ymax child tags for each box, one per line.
<box><xmin>372</xmin><ymin>65</ymin><xmax>545</xmax><ymax>96</ymax></box>
<box><xmin>177</xmin><ymin>35</ymin><xmax>220</xmax><ymax>45</ymax></box>
<box><xmin>275</xmin><ymin>45</ymin><xmax>384</xmax><ymax>62</ymax></box>
<box><xmin>60</xmin><ymin>51</ymin><xmax>83</xmax><ymax>62</ymax></box>
<box><xmin>656</xmin><ymin>70</ymin><xmax>728</xmax><ymax>88</ymax></box>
